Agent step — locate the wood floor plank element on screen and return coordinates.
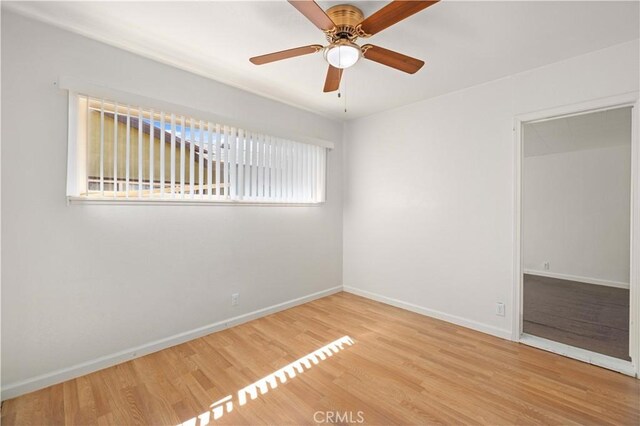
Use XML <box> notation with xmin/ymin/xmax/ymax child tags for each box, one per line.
<box><xmin>2</xmin><ymin>292</ymin><xmax>639</xmax><ymax>425</ymax></box>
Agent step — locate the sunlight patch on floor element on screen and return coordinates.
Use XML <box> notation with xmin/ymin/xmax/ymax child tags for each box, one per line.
<box><xmin>178</xmin><ymin>335</ymin><xmax>355</xmax><ymax>426</ymax></box>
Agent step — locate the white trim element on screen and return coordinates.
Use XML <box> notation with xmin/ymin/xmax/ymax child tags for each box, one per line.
<box><xmin>630</xmin><ymin>94</ymin><xmax>640</xmax><ymax>374</ymax></box>
<box><xmin>520</xmin><ymin>334</ymin><xmax>635</xmax><ymax>377</ymax></box>
<box><xmin>66</xmin><ymin>91</ymin><xmax>79</xmax><ymax>196</ymax></box>
<box><xmin>512</xmin><ymin>113</ymin><xmax>524</xmax><ymax>342</ymax></box>
<box><xmin>66</xmin><ymin>196</ymin><xmax>324</xmax><ymax>207</ymax></box>
<box><xmin>0</xmin><ymin>286</ymin><xmax>342</xmax><ymax>401</ymax></box>
<box><xmin>57</xmin><ymin>75</ymin><xmax>335</xmax><ymax>150</ymax></box>
<box><xmin>343</xmin><ymin>286</ymin><xmax>512</xmax><ymax>341</ymax></box>
<box><xmin>523</xmin><ymin>269</ymin><xmax>630</xmax><ymax>289</ymax></box>
<box><xmin>514</xmin><ymin>92</ymin><xmax>638</xmax><ymax>124</ymax></box>
<box><xmin>513</xmin><ymin>92</ymin><xmax>640</xmax><ymax>377</ymax></box>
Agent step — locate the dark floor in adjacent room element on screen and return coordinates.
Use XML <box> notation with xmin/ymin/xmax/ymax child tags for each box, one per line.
<box><xmin>523</xmin><ymin>274</ymin><xmax>630</xmax><ymax>360</ymax></box>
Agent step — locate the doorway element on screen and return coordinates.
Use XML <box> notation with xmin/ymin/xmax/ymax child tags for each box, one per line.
<box><xmin>514</xmin><ymin>94</ymin><xmax>639</xmax><ymax>376</ymax></box>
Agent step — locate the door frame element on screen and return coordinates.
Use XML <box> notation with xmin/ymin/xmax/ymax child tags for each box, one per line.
<box><xmin>512</xmin><ymin>91</ymin><xmax>640</xmax><ymax>377</ymax></box>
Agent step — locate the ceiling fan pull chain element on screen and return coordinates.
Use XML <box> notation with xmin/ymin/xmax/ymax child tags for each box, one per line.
<box><xmin>338</xmin><ymin>44</ymin><xmax>343</xmax><ymax>100</ymax></box>
<box><xmin>344</xmin><ymin>75</ymin><xmax>347</xmax><ymax>113</ymax></box>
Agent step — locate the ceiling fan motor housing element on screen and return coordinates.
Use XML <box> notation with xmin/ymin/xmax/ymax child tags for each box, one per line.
<box><xmin>325</xmin><ymin>4</ymin><xmax>366</xmax><ymax>42</ymax></box>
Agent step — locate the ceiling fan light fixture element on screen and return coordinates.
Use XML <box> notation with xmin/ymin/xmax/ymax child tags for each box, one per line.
<box><xmin>250</xmin><ymin>1</ymin><xmax>437</xmax><ymax>93</ymax></box>
<box><xmin>324</xmin><ymin>41</ymin><xmax>361</xmax><ymax>69</ymax></box>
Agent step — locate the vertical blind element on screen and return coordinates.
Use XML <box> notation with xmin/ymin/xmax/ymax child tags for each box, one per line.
<box><xmin>74</xmin><ymin>95</ymin><xmax>327</xmax><ymax>203</ymax></box>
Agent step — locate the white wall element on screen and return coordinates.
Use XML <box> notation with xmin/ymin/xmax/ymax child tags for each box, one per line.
<box><xmin>1</xmin><ymin>11</ymin><xmax>343</xmax><ymax>393</ymax></box>
<box><xmin>523</xmin><ymin>143</ymin><xmax>631</xmax><ymax>287</ymax></box>
<box><xmin>343</xmin><ymin>40</ymin><xmax>639</xmax><ymax>338</ymax></box>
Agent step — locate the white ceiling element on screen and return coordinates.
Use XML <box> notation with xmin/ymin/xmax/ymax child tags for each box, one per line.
<box><xmin>4</xmin><ymin>1</ymin><xmax>639</xmax><ymax>120</ymax></box>
<box><xmin>524</xmin><ymin>107</ymin><xmax>632</xmax><ymax>158</ymax></box>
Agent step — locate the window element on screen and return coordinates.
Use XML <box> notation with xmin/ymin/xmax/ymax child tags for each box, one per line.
<box><xmin>67</xmin><ymin>95</ymin><xmax>327</xmax><ymax>203</ymax></box>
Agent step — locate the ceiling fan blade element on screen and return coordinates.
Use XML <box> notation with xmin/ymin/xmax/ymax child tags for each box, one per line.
<box><xmin>288</xmin><ymin>1</ymin><xmax>336</xmax><ymax>31</ymax></box>
<box><xmin>359</xmin><ymin>1</ymin><xmax>439</xmax><ymax>37</ymax></box>
<box><xmin>362</xmin><ymin>44</ymin><xmax>425</xmax><ymax>74</ymax></box>
<box><xmin>323</xmin><ymin>65</ymin><xmax>343</xmax><ymax>92</ymax></box>
<box><xmin>250</xmin><ymin>45</ymin><xmax>323</xmax><ymax>65</ymax></box>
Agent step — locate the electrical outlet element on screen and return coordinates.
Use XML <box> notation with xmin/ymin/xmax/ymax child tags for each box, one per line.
<box><xmin>543</xmin><ymin>261</ymin><xmax>550</xmax><ymax>270</ymax></box>
<box><xmin>231</xmin><ymin>293</ymin><xmax>239</xmax><ymax>306</ymax></box>
<box><xmin>496</xmin><ymin>302</ymin><xmax>505</xmax><ymax>317</ymax></box>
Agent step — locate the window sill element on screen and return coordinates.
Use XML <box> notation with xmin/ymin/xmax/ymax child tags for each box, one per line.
<box><xmin>67</xmin><ymin>196</ymin><xmax>324</xmax><ymax>207</ymax></box>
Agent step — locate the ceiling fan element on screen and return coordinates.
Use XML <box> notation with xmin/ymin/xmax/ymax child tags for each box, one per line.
<box><xmin>249</xmin><ymin>0</ymin><xmax>440</xmax><ymax>92</ymax></box>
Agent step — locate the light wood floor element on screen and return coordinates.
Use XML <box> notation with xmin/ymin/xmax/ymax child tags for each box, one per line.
<box><xmin>2</xmin><ymin>292</ymin><xmax>639</xmax><ymax>425</ymax></box>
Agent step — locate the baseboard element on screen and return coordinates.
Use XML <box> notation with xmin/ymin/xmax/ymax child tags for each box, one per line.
<box><xmin>524</xmin><ymin>269</ymin><xmax>630</xmax><ymax>289</ymax></box>
<box><xmin>1</xmin><ymin>286</ymin><xmax>342</xmax><ymax>401</ymax></box>
<box><xmin>519</xmin><ymin>334</ymin><xmax>636</xmax><ymax>377</ymax></box>
<box><xmin>343</xmin><ymin>286</ymin><xmax>512</xmax><ymax>341</ymax></box>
